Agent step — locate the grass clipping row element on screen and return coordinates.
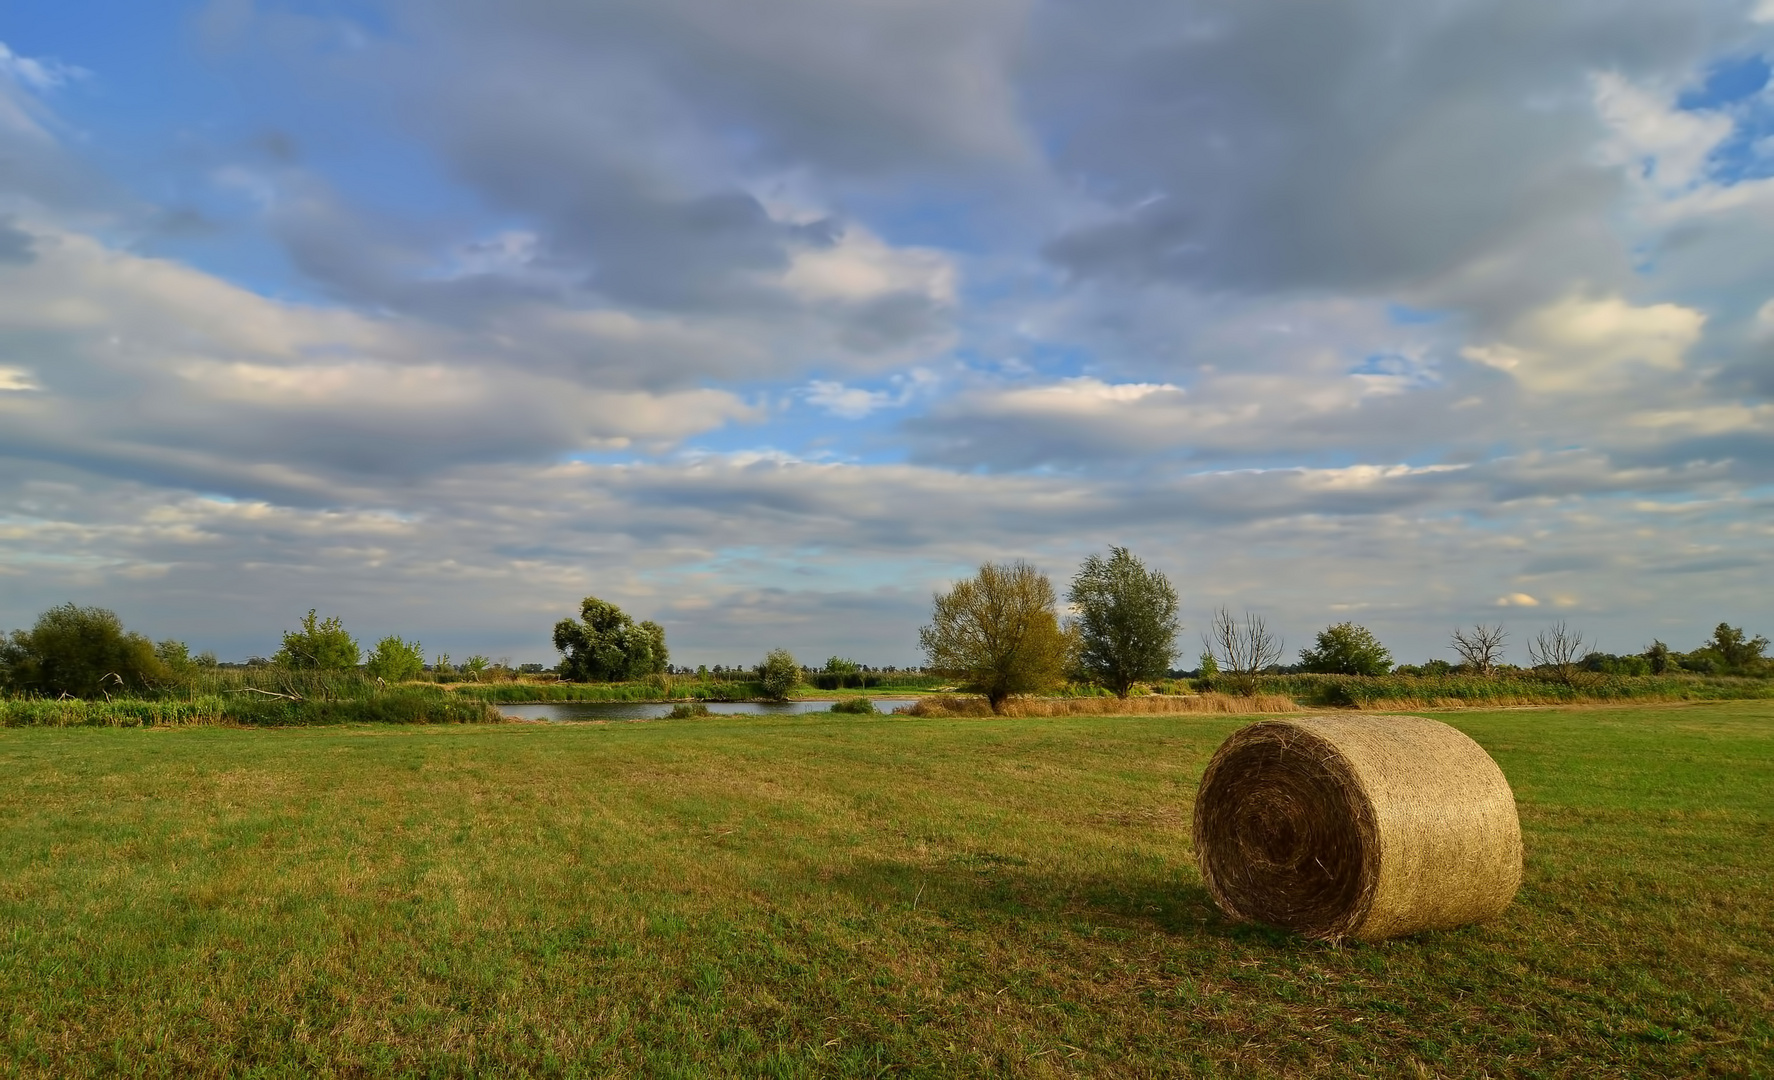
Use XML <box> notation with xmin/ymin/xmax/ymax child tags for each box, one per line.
<box><xmin>1192</xmin><ymin>715</ymin><xmax>1521</xmax><ymax>941</ymax></box>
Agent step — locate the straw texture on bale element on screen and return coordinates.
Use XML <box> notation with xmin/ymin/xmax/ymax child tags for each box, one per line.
<box><xmin>1191</xmin><ymin>714</ymin><xmax>1521</xmax><ymax>941</ymax></box>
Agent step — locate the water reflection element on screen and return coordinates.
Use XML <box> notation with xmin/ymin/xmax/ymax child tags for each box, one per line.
<box><xmin>502</xmin><ymin>699</ymin><xmax>912</xmax><ymax>722</ymax></box>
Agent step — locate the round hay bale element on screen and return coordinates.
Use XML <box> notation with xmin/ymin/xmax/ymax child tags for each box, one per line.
<box><xmin>1191</xmin><ymin>714</ymin><xmax>1521</xmax><ymax>941</ymax></box>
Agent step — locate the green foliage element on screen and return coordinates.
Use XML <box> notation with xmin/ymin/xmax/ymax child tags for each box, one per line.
<box><xmin>1692</xmin><ymin>622</ymin><xmax>1770</xmax><ymax>673</ymax></box>
<box><xmin>1298</xmin><ymin>621</ymin><xmax>1394</xmax><ymax>676</ymax></box>
<box><xmin>1197</xmin><ymin>651</ymin><xmax>1219</xmax><ymax>677</ymax></box>
<box><xmin>152</xmin><ymin>639</ymin><xmax>213</xmax><ymax>685</ymax></box>
<box><xmin>1583</xmin><ymin>652</ymin><xmax>1652</xmax><ymax>676</ymax></box>
<box><xmin>432</xmin><ymin>653</ymin><xmax>457</xmax><ymax>682</ymax></box>
<box><xmin>920</xmin><ymin>561</ymin><xmax>1074</xmax><ymax>712</ymax></box>
<box><xmin>823</xmin><ymin>656</ymin><xmax>860</xmax><ymax>675</ymax></box>
<box><xmin>364</xmin><ymin>636</ymin><xmax>425</xmax><ymax>682</ymax></box>
<box><xmin>666</xmin><ymin>703</ymin><xmax>712</xmax><ymax>719</ymax></box>
<box><xmin>757</xmin><ymin>648</ymin><xmax>800</xmax><ymax>701</ymax></box>
<box><xmin>552</xmin><ymin>597</ymin><xmax>669</xmax><ymax>682</ymax></box>
<box><xmin>1066</xmin><ymin>546</ymin><xmax>1180</xmax><ymax>697</ymax></box>
<box><xmin>273</xmin><ymin>610</ymin><xmax>360</xmax><ymax>670</ymax></box>
<box><xmin>1643</xmin><ymin>640</ymin><xmax>1672</xmax><ymax>674</ymax></box>
<box><xmin>461</xmin><ymin>655</ymin><xmax>492</xmax><ymax>681</ymax></box>
<box><xmin>0</xmin><ymin>604</ymin><xmax>168</xmax><ymax>698</ymax></box>
<box><xmin>829</xmin><ymin>696</ymin><xmax>877</xmax><ymax>714</ymax></box>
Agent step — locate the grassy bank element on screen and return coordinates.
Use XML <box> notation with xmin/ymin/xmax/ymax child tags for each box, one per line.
<box><xmin>0</xmin><ymin>701</ymin><xmax>1768</xmax><ymax>1075</ymax></box>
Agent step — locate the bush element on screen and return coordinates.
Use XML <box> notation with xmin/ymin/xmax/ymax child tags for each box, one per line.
<box><xmin>1299</xmin><ymin>622</ymin><xmax>1394</xmax><ymax>676</ymax></box>
<box><xmin>666</xmin><ymin>703</ymin><xmax>712</xmax><ymax>719</ymax></box>
<box><xmin>273</xmin><ymin>610</ymin><xmax>360</xmax><ymax>670</ymax></box>
<box><xmin>758</xmin><ymin>649</ymin><xmax>800</xmax><ymax>701</ymax></box>
<box><xmin>830</xmin><ymin>697</ymin><xmax>877</xmax><ymax>714</ymax></box>
<box><xmin>365</xmin><ymin>636</ymin><xmax>426</xmax><ymax>682</ymax></box>
<box><xmin>0</xmin><ymin>604</ymin><xmax>168</xmax><ymax>698</ymax></box>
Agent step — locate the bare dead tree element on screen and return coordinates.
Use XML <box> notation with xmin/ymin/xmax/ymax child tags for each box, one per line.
<box><xmin>1529</xmin><ymin>620</ymin><xmax>1589</xmax><ymax>687</ymax></box>
<box><xmin>1450</xmin><ymin>624</ymin><xmax>1508</xmax><ymax>675</ymax></box>
<box><xmin>1204</xmin><ymin>607</ymin><xmax>1284</xmax><ymax>696</ymax></box>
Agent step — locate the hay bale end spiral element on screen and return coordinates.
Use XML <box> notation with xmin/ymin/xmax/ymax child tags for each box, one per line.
<box><xmin>1191</xmin><ymin>714</ymin><xmax>1522</xmax><ymax>941</ymax></box>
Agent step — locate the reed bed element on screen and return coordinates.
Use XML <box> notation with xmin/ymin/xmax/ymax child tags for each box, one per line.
<box><xmin>0</xmin><ymin>691</ymin><xmax>503</xmax><ymax>728</ymax></box>
<box><xmin>0</xmin><ymin>697</ymin><xmax>230</xmax><ymax>728</ymax></box>
<box><xmin>1249</xmin><ymin>672</ymin><xmax>1774</xmax><ymax>708</ymax></box>
<box><xmin>895</xmin><ymin>693</ymin><xmax>1299</xmax><ymax>718</ymax></box>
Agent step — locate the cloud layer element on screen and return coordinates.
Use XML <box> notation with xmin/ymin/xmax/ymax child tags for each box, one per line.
<box><xmin>2</xmin><ymin>2</ymin><xmax>1772</xmax><ymax>665</ymax></box>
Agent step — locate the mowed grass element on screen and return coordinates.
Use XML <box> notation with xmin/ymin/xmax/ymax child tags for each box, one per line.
<box><xmin>0</xmin><ymin>703</ymin><xmax>1769</xmax><ymax>1078</ymax></box>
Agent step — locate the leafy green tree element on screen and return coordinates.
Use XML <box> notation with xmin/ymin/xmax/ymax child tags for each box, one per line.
<box><xmin>1197</xmin><ymin>651</ymin><xmax>1219</xmax><ymax>677</ymax></box>
<box><xmin>1701</xmin><ymin>623</ymin><xmax>1768</xmax><ymax>671</ymax></box>
<box><xmin>1066</xmin><ymin>546</ymin><xmax>1180</xmax><ymax>698</ymax></box>
<box><xmin>153</xmin><ymin>639</ymin><xmax>214</xmax><ymax>686</ymax></box>
<box><xmin>0</xmin><ymin>604</ymin><xmax>167</xmax><ymax>697</ymax></box>
<box><xmin>432</xmin><ymin>653</ymin><xmax>456</xmax><ymax>681</ymax></box>
<box><xmin>364</xmin><ymin>636</ymin><xmax>425</xmax><ymax>682</ymax></box>
<box><xmin>273</xmin><ymin>610</ymin><xmax>360</xmax><ymax>670</ymax></box>
<box><xmin>1298</xmin><ymin>622</ymin><xmax>1394</xmax><ymax>676</ymax></box>
<box><xmin>462</xmin><ymin>655</ymin><xmax>491</xmax><ymax>682</ymax></box>
<box><xmin>552</xmin><ymin>596</ymin><xmax>669</xmax><ymax>682</ymax></box>
<box><xmin>1642</xmin><ymin>640</ymin><xmax>1672</xmax><ymax>675</ymax></box>
<box><xmin>822</xmin><ymin>655</ymin><xmax>862</xmax><ymax>688</ymax></box>
<box><xmin>920</xmin><ymin>561</ymin><xmax>1074</xmax><ymax>713</ymax></box>
<box><xmin>758</xmin><ymin>648</ymin><xmax>800</xmax><ymax>701</ymax></box>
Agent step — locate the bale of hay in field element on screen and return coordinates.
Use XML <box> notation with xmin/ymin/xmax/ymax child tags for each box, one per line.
<box><xmin>1191</xmin><ymin>714</ymin><xmax>1521</xmax><ymax>941</ymax></box>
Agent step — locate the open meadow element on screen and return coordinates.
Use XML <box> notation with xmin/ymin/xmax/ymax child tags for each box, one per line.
<box><xmin>0</xmin><ymin>702</ymin><xmax>1769</xmax><ymax>1077</ymax></box>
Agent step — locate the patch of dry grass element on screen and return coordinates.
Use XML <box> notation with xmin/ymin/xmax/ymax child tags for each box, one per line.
<box><xmin>897</xmin><ymin>692</ymin><xmax>1300</xmax><ymax>717</ymax></box>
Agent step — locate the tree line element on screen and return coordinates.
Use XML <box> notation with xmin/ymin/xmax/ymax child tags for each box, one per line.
<box><xmin>2</xmin><ymin>561</ymin><xmax>1767</xmax><ymax>703</ymax></box>
<box><xmin>913</xmin><ymin>550</ymin><xmax>1769</xmax><ymax>711</ymax></box>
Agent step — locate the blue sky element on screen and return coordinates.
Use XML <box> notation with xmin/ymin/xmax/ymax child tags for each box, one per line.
<box><xmin>3</xmin><ymin>0</ymin><xmax>1773</xmax><ymax>667</ymax></box>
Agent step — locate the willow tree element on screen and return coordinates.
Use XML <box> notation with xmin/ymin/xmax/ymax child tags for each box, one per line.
<box><xmin>919</xmin><ymin>561</ymin><xmax>1072</xmax><ymax>712</ymax></box>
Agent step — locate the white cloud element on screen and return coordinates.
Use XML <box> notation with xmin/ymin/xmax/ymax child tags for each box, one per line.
<box><xmin>1593</xmin><ymin>72</ymin><xmax>1734</xmax><ymax>196</ymax></box>
<box><xmin>988</xmin><ymin>377</ymin><xmax>1184</xmax><ymax>414</ymax></box>
<box><xmin>1496</xmin><ymin>593</ymin><xmax>1541</xmax><ymax>607</ymax></box>
<box><xmin>0</xmin><ymin>365</ymin><xmax>37</xmax><ymax>391</ymax></box>
<box><xmin>0</xmin><ymin>41</ymin><xmax>88</xmax><ymax>94</ymax></box>
<box><xmin>1461</xmin><ymin>294</ymin><xmax>1704</xmax><ymax>393</ymax></box>
<box><xmin>782</xmin><ymin>225</ymin><xmax>956</xmax><ymax>305</ymax></box>
<box><xmin>802</xmin><ymin>368</ymin><xmax>940</xmax><ymax>418</ymax></box>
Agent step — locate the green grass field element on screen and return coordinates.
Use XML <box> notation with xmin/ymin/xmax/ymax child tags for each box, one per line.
<box><xmin>0</xmin><ymin>703</ymin><xmax>1768</xmax><ymax>1077</ymax></box>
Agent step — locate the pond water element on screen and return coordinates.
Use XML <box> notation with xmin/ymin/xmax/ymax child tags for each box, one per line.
<box><xmin>500</xmin><ymin>699</ymin><xmax>916</xmax><ymax>722</ymax></box>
